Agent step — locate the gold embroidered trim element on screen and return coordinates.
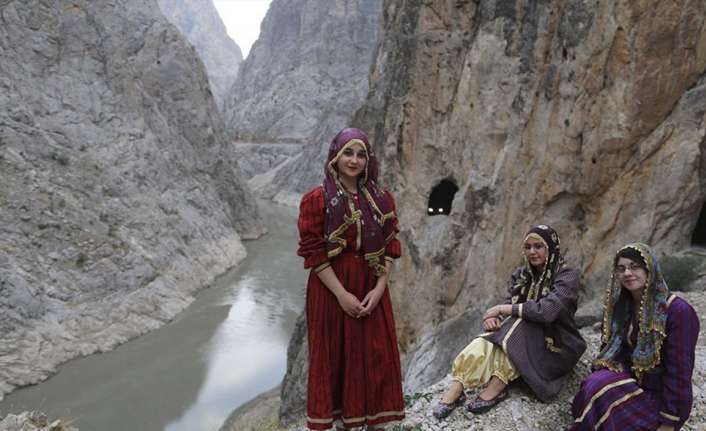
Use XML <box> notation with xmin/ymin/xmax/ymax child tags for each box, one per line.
<box><xmin>660</xmin><ymin>411</ymin><xmax>680</xmax><ymax>421</ymax></box>
<box><xmin>595</xmin><ymin>388</ymin><xmax>644</xmax><ymax>428</ymax></box>
<box><xmin>344</xmin><ymin>192</ymin><xmax>362</xmax><ymax>251</ymax></box>
<box><xmin>384</xmin><ymin>256</ymin><xmax>394</xmax><ymax>262</ymax></box>
<box><xmin>361</xmin><ymin>186</ymin><xmax>395</xmax><ymax>226</ymax></box>
<box><xmin>314</xmin><ymin>262</ymin><xmax>330</xmax><ymax>273</ymax></box>
<box><xmin>667</xmin><ymin>294</ymin><xmax>677</xmax><ymax>307</ymax></box>
<box><xmin>364</xmin><ymin>247</ymin><xmax>387</xmax><ymax>276</ymax></box>
<box><xmin>544</xmin><ymin>336</ymin><xmax>562</xmax><ymax>353</ymax></box>
<box><xmin>325</xmin><ymin>209</ymin><xmax>361</xmax><ymax>258</ymax></box>
<box><xmin>517</xmin><ymin>304</ymin><xmax>523</xmax><ymax>319</ymax></box>
<box><xmin>574</xmin><ymin>378</ymin><xmax>637</xmax><ymax>422</ymax></box>
<box><xmin>308</xmin><ymin>409</ymin><xmax>405</xmax><ymax>425</ymax></box>
<box><xmin>341</xmin><ymin>409</ymin><xmax>405</xmax><ymax>423</ymax></box>
<box><xmin>502</xmin><ymin>318</ymin><xmax>523</xmax><ymax>352</ymax></box>
<box><xmin>592</xmin><ymin>358</ymin><xmax>624</xmax><ymax>373</ymax></box>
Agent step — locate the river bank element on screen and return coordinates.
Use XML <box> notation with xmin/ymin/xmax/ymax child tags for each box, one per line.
<box><xmin>0</xmin><ymin>200</ymin><xmax>305</xmax><ymax>431</ymax></box>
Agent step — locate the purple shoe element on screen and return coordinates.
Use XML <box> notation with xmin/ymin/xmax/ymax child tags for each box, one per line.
<box><xmin>431</xmin><ymin>392</ymin><xmax>467</xmax><ymax>420</ymax></box>
<box><xmin>466</xmin><ymin>390</ymin><xmax>508</xmax><ymax>414</ymax></box>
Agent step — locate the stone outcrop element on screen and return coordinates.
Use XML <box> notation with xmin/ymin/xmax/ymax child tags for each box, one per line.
<box><xmin>278</xmin><ymin>0</ymin><xmax>706</xmax><ymax>423</ymax></box>
<box><xmin>158</xmin><ymin>0</ymin><xmax>243</xmax><ymax>110</ymax></box>
<box><xmin>0</xmin><ymin>0</ymin><xmax>262</xmax><ymax>399</ymax></box>
<box><xmin>231</xmin><ymin>142</ymin><xmax>302</xmax><ymax>180</ymax></box>
<box><xmin>0</xmin><ymin>411</ymin><xmax>78</xmax><ymax>431</ymax></box>
<box><xmin>223</xmin><ymin>0</ymin><xmax>383</xmax><ymax>197</ymax></box>
<box><xmin>352</xmin><ymin>0</ymin><xmax>706</xmax><ymax>392</ymax></box>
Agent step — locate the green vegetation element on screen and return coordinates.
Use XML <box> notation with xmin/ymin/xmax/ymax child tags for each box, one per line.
<box><xmin>660</xmin><ymin>253</ymin><xmax>706</xmax><ymax>292</ymax></box>
<box><xmin>404</xmin><ymin>391</ymin><xmax>433</xmax><ymax>407</ymax></box>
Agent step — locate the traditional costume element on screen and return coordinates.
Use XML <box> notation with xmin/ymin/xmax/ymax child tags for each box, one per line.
<box><xmin>297</xmin><ymin>128</ymin><xmax>405</xmax><ymax>430</ymax></box>
<box><xmin>452</xmin><ymin>225</ymin><xmax>586</xmax><ymax>402</ymax></box>
<box><xmin>570</xmin><ymin>243</ymin><xmax>700</xmax><ymax>430</ymax></box>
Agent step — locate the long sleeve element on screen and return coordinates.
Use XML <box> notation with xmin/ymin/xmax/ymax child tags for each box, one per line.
<box><xmin>511</xmin><ymin>267</ymin><xmax>580</xmax><ymax>323</ymax></box>
<box><xmin>297</xmin><ymin>187</ymin><xmax>329</xmax><ymax>270</ymax></box>
<box><xmin>502</xmin><ymin>269</ymin><xmax>522</xmax><ymax>305</ymax></box>
<box><xmin>383</xmin><ymin>190</ymin><xmax>401</xmax><ymax>260</ymax></box>
<box><xmin>658</xmin><ymin>297</ymin><xmax>700</xmax><ymax>428</ymax></box>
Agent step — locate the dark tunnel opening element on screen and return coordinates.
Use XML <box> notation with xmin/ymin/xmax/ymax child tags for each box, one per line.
<box><xmin>427</xmin><ymin>179</ymin><xmax>459</xmax><ymax>216</ymax></box>
<box><xmin>692</xmin><ymin>202</ymin><xmax>706</xmax><ymax>247</ymax></box>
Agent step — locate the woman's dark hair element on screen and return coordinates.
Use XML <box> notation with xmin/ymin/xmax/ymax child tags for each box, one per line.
<box><xmin>614</xmin><ymin>246</ymin><xmax>647</xmax><ymax>269</ymax></box>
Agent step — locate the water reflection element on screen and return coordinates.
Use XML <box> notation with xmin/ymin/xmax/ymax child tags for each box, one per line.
<box><xmin>0</xmin><ymin>201</ymin><xmax>306</xmax><ymax>431</ymax></box>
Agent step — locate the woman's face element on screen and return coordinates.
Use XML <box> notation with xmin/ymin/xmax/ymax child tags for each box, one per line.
<box><xmin>336</xmin><ymin>142</ymin><xmax>367</xmax><ymax>182</ymax></box>
<box><xmin>523</xmin><ymin>237</ymin><xmax>548</xmax><ymax>268</ymax></box>
<box><xmin>615</xmin><ymin>256</ymin><xmax>648</xmax><ymax>294</ymax></box>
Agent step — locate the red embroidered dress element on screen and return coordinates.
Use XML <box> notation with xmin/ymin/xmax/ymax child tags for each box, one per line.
<box><xmin>297</xmin><ymin>186</ymin><xmax>405</xmax><ymax>430</ymax></box>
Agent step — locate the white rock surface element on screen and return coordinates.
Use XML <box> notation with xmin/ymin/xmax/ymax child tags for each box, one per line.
<box><xmin>158</xmin><ymin>0</ymin><xmax>243</xmax><ymax>110</ymax></box>
<box><xmin>0</xmin><ymin>0</ymin><xmax>262</xmax><ymax>399</ymax></box>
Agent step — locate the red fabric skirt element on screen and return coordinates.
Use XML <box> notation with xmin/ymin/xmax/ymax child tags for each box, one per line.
<box><xmin>306</xmin><ymin>252</ymin><xmax>405</xmax><ymax>430</ymax></box>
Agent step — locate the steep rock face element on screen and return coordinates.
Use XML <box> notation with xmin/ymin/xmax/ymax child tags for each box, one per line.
<box><xmin>223</xmin><ymin>0</ymin><xmax>382</xmax><ymax>195</ymax></box>
<box><xmin>352</xmin><ymin>0</ymin><xmax>706</xmax><ymax>383</ymax></box>
<box><xmin>279</xmin><ymin>0</ymin><xmax>706</xmax><ymax>420</ymax></box>
<box><xmin>157</xmin><ymin>0</ymin><xmax>243</xmax><ymax>110</ymax></box>
<box><xmin>0</xmin><ymin>0</ymin><xmax>262</xmax><ymax>399</ymax></box>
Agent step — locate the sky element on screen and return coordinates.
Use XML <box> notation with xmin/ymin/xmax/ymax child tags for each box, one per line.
<box><xmin>213</xmin><ymin>0</ymin><xmax>273</xmax><ymax>58</ymax></box>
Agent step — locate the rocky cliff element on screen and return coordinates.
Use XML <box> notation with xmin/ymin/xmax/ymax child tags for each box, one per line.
<box><xmin>278</xmin><ymin>0</ymin><xmax>706</xmax><ymax>423</ymax></box>
<box><xmin>223</xmin><ymin>0</ymin><xmax>382</xmax><ymax>197</ymax></box>
<box><xmin>353</xmin><ymin>0</ymin><xmax>706</xmax><ymax>387</ymax></box>
<box><xmin>0</xmin><ymin>0</ymin><xmax>262</xmax><ymax>399</ymax></box>
<box><xmin>158</xmin><ymin>0</ymin><xmax>243</xmax><ymax>110</ymax></box>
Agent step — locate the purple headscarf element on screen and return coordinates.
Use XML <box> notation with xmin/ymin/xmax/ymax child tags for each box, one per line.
<box><xmin>322</xmin><ymin>128</ymin><xmax>396</xmax><ymax>276</ymax></box>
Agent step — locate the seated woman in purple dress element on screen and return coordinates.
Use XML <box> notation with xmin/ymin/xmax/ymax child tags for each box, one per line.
<box><xmin>432</xmin><ymin>225</ymin><xmax>586</xmax><ymax>418</ymax></box>
<box><xmin>570</xmin><ymin>243</ymin><xmax>700</xmax><ymax>431</ymax></box>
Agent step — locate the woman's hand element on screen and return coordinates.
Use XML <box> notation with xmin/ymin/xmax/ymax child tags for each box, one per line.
<box><xmin>359</xmin><ymin>285</ymin><xmax>385</xmax><ymax>317</ymax></box>
<box><xmin>482</xmin><ymin>317</ymin><xmax>502</xmax><ymax>332</ymax></box>
<box><xmin>483</xmin><ymin>304</ymin><xmax>512</xmax><ymax>321</ymax></box>
<box><xmin>657</xmin><ymin>425</ymin><xmax>674</xmax><ymax>431</ymax></box>
<box><xmin>337</xmin><ymin>291</ymin><xmax>363</xmax><ymax>317</ymax></box>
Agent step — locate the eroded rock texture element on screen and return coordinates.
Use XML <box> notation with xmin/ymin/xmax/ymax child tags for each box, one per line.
<box><xmin>223</xmin><ymin>0</ymin><xmax>383</xmax><ymax>196</ymax></box>
<box><xmin>279</xmin><ymin>0</ymin><xmax>706</xmax><ymax>422</ymax></box>
<box><xmin>0</xmin><ymin>0</ymin><xmax>262</xmax><ymax>399</ymax></box>
<box><xmin>158</xmin><ymin>0</ymin><xmax>243</xmax><ymax>110</ymax></box>
<box><xmin>354</xmin><ymin>0</ymin><xmax>706</xmax><ymax>386</ymax></box>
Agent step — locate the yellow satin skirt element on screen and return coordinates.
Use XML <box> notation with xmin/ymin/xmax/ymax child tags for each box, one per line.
<box><xmin>451</xmin><ymin>337</ymin><xmax>520</xmax><ymax>388</ymax></box>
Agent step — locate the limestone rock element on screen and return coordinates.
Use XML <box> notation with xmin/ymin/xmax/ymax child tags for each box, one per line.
<box><xmin>0</xmin><ymin>0</ymin><xmax>262</xmax><ymax>400</ymax></box>
<box><xmin>350</xmin><ymin>0</ymin><xmax>706</xmax><ymax>401</ymax></box>
<box><xmin>279</xmin><ymin>0</ymin><xmax>706</xmax><ymax>421</ymax></box>
<box><xmin>223</xmin><ymin>0</ymin><xmax>382</xmax><ymax>195</ymax></box>
<box><xmin>231</xmin><ymin>142</ymin><xmax>302</xmax><ymax>180</ymax></box>
<box><xmin>0</xmin><ymin>411</ymin><xmax>78</xmax><ymax>431</ymax></box>
<box><xmin>158</xmin><ymin>0</ymin><xmax>243</xmax><ymax>110</ymax></box>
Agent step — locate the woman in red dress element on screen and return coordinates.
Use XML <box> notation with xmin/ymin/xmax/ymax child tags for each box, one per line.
<box><xmin>297</xmin><ymin>127</ymin><xmax>405</xmax><ymax>430</ymax></box>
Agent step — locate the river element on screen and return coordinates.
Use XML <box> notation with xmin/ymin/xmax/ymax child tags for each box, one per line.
<box><xmin>0</xmin><ymin>201</ymin><xmax>306</xmax><ymax>431</ymax></box>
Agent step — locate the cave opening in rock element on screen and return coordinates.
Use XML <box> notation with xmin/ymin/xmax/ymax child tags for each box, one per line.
<box><xmin>692</xmin><ymin>202</ymin><xmax>706</xmax><ymax>246</ymax></box>
<box><xmin>427</xmin><ymin>179</ymin><xmax>459</xmax><ymax>216</ymax></box>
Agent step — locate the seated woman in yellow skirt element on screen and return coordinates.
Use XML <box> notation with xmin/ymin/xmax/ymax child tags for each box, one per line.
<box><xmin>432</xmin><ymin>225</ymin><xmax>587</xmax><ymax>418</ymax></box>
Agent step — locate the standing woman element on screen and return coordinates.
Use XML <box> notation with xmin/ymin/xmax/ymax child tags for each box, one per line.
<box><xmin>432</xmin><ymin>225</ymin><xmax>586</xmax><ymax>418</ymax></box>
<box><xmin>570</xmin><ymin>243</ymin><xmax>699</xmax><ymax>430</ymax></box>
<box><xmin>297</xmin><ymin>128</ymin><xmax>405</xmax><ymax>430</ymax></box>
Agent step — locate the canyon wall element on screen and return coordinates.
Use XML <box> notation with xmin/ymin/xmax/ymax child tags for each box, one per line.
<box><xmin>158</xmin><ymin>0</ymin><xmax>243</xmax><ymax>110</ymax></box>
<box><xmin>280</xmin><ymin>0</ymin><xmax>706</xmax><ymax>422</ymax></box>
<box><xmin>0</xmin><ymin>0</ymin><xmax>261</xmax><ymax>399</ymax></box>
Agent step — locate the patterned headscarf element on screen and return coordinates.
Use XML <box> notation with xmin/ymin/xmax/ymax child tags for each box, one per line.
<box><xmin>510</xmin><ymin>224</ymin><xmax>566</xmax><ymax>303</ymax></box>
<box><xmin>322</xmin><ymin>128</ymin><xmax>397</xmax><ymax>276</ymax></box>
<box><xmin>593</xmin><ymin>243</ymin><xmax>670</xmax><ymax>378</ymax></box>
